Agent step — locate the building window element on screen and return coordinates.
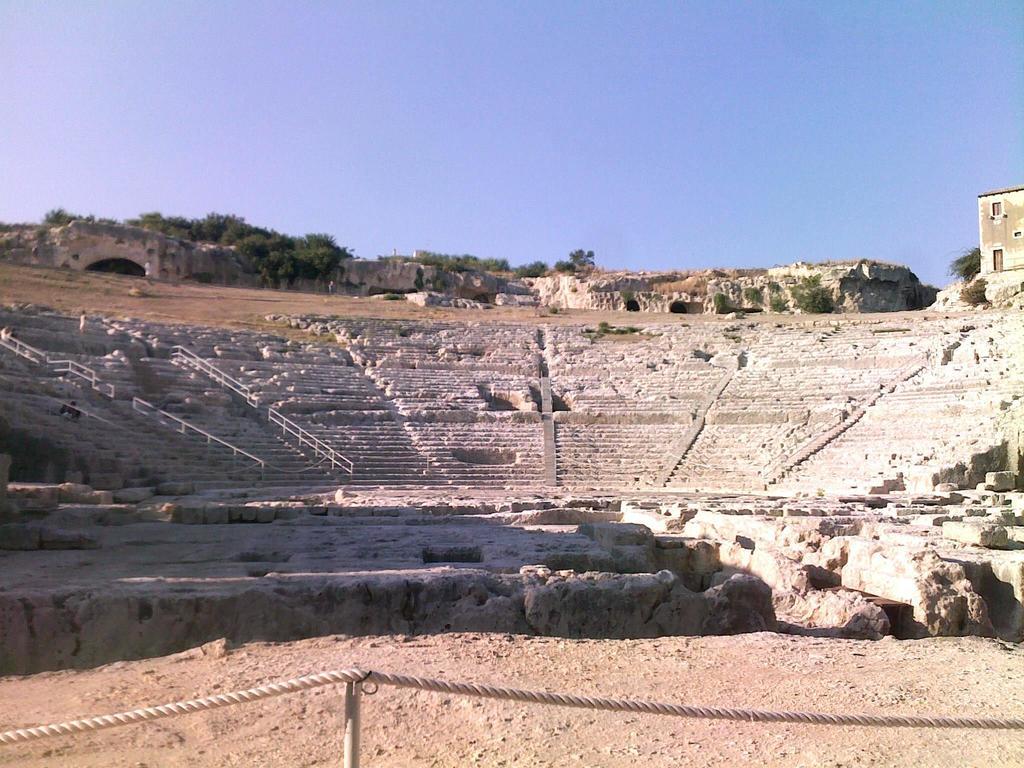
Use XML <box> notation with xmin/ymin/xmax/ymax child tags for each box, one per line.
<box><xmin>992</xmin><ymin>201</ymin><xmax>1002</xmax><ymax>217</ymax></box>
<box><xmin>993</xmin><ymin>249</ymin><xmax>1004</xmax><ymax>272</ymax></box>
<box><xmin>1014</xmin><ymin>230</ymin><xmax>1023</xmax><ymax>239</ymax></box>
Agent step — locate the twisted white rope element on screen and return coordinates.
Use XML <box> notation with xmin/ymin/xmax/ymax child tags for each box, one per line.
<box><xmin>2</xmin><ymin>666</ymin><xmax>1023</xmax><ymax>746</ymax></box>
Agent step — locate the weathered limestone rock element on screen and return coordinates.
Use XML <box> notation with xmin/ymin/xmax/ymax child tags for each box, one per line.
<box><xmin>840</xmin><ymin>539</ymin><xmax>993</xmax><ymax>638</ymax></box>
<box><xmin>0</xmin><ymin>221</ymin><xmax>254</xmax><ymax>285</ymax></box>
<box><xmin>8</xmin><ymin>484</ymin><xmax>59</xmax><ymax>510</ymax></box>
<box><xmin>653</xmin><ymin>537</ymin><xmax>721</xmax><ymax>590</ymax></box>
<box><xmin>717</xmin><ymin>541</ymin><xmax>815</xmax><ymax>593</ymax></box>
<box><xmin>700</xmin><ymin>574</ymin><xmax>777</xmax><ymax>635</ymax></box>
<box><xmin>774</xmin><ymin>589</ymin><xmax>890</xmax><ymax>640</ymax></box>
<box><xmin>39</xmin><ymin>527</ymin><xmax>99</xmax><ymax>550</ymax></box>
<box><xmin>0</xmin><ymin>524</ymin><xmax>98</xmax><ymax>550</ymax></box>
<box><xmin>529</xmin><ymin>260</ymin><xmax>935</xmax><ymax>314</ymax></box>
<box><xmin>942</xmin><ymin>521</ymin><xmax>1009</xmax><ymax>549</ymax></box>
<box><xmin>0</xmin><ymin>570</ymin><xmax>527</xmax><ymax>674</ymax></box>
<box><xmin>112</xmin><ymin>487</ymin><xmax>154</xmax><ymax>504</ymax></box>
<box><xmin>986</xmin><ymin>471</ymin><xmax>1017</xmax><ymax>492</ymax></box>
<box><xmin>523</xmin><ymin>570</ymin><xmax>775</xmax><ymax>638</ymax></box>
<box><xmin>156</xmin><ymin>481</ymin><xmax>195</xmax><ymax>496</ymax></box>
<box><xmin>58</xmin><ymin>483</ymin><xmax>113</xmax><ymax>505</ymax></box>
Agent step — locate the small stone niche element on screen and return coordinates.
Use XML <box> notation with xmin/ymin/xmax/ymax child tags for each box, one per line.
<box><xmin>422</xmin><ymin>545</ymin><xmax>483</xmax><ymax>563</ymax></box>
<box><xmin>451</xmin><ymin>448</ymin><xmax>517</xmax><ymax>465</ymax></box>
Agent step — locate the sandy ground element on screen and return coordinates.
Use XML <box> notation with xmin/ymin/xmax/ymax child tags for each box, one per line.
<box><xmin>0</xmin><ymin>263</ymin><xmax>973</xmax><ymax>333</ymax></box>
<box><xmin>1</xmin><ymin>632</ymin><xmax>1022</xmax><ymax>767</ymax></box>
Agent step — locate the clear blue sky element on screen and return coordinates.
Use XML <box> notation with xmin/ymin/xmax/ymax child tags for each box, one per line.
<box><xmin>2</xmin><ymin>1</ymin><xmax>1022</xmax><ymax>286</ymax></box>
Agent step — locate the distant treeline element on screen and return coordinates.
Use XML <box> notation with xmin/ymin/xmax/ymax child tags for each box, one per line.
<box><xmin>16</xmin><ymin>208</ymin><xmax>601</xmax><ymax>286</ymax></box>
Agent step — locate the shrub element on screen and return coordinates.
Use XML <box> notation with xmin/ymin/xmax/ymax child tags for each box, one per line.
<box><xmin>191</xmin><ymin>271</ymin><xmax>215</xmax><ymax>284</ymax></box>
<box><xmin>743</xmin><ymin>286</ymin><xmax>763</xmax><ymax>305</ymax></box>
<box><xmin>407</xmin><ymin>252</ymin><xmax>510</xmax><ymax>273</ymax></box>
<box><xmin>382</xmin><ymin>293</ymin><xmax>406</xmax><ymax>301</ymax></box>
<box><xmin>620</xmin><ymin>290</ymin><xmax>635</xmax><ymax>304</ymax></box>
<box><xmin>548</xmin><ymin>306</ymin><xmax>560</xmax><ymax>314</ymax></box>
<box><xmin>553</xmin><ymin>260</ymin><xmax>577</xmax><ymax>274</ymax></box>
<box><xmin>950</xmin><ymin>247</ymin><xmax>981</xmax><ymax>281</ymax></box>
<box><xmin>960</xmin><ymin>278</ymin><xmax>988</xmax><ymax>306</ymax></box>
<box><xmin>123</xmin><ymin>212</ymin><xmax>353</xmax><ymax>288</ymax></box>
<box><xmin>769</xmin><ymin>294</ymin><xmax>789</xmax><ymax>313</ymax></box>
<box><xmin>712</xmin><ymin>293</ymin><xmax>734</xmax><ymax>314</ymax></box>
<box><xmin>513</xmin><ymin>261</ymin><xmax>548</xmax><ymax>278</ymax></box>
<box><xmin>43</xmin><ymin>208</ymin><xmax>92</xmax><ymax>227</ymax></box>
<box><xmin>791</xmin><ymin>275</ymin><xmax>834</xmax><ymax>313</ymax></box>
<box><xmin>584</xmin><ymin>322</ymin><xmax>641</xmax><ymax>340</ymax></box>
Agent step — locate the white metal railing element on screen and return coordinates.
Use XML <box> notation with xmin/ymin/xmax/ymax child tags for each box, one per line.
<box><xmin>268</xmin><ymin>406</ymin><xmax>354</xmax><ymax>474</ymax></box>
<box><xmin>169</xmin><ymin>346</ymin><xmax>259</xmax><ymax>406</ymax></box>
<box><xmin>171</xmin><ymin>344</ymin><xmax>353</xmax><ymax>476</ymax></box>
<box><xmin>0</xmin><ymin>333</ymin><xmax>47</xmax><ymax>364</ymax></box>
<box><xmin>0</xmin><ymin>332</ymin><xmax>115</xmax><ymax>398</ymax></box>
<box><xmin>132</xmin><ymin>397</ymin><xmax>265</xmax><ymax>476</ymax></box>
<box><xmin>48</xmin><ymin>358</ymin><xmax>116</xmax><ymax>398</ymax></box>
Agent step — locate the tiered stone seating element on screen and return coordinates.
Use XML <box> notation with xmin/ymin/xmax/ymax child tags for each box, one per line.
<box><xmin>554</xmin><ymin>421</ymin><xmax>689</xmax><ymax>487</ymax></box>
<box><xmin>0</xmin><ymin>356</ymin><xmax>260</xmax><ymax>491</ymax></box>
<box><xmin>780</xmin><ymin>318</ymin><xmax>1024</xmax><ymax>493</ymax></box>
<box><xmin>3</xmin><ymin>309</ymin><xmax>1019</xmax><ymax>494</ymax></box>
<box><xmin>117</xmin><ymin>320</ymin><xmax>435</xmax><ymax>486</ymax></box>
<box><xmin>545</xmin><ymin>325</ymin><xmax>727</xmax><ymax>487</ymax></box>
<box><xmin>665</xmin><ymin>322</ymin><xmax>949</xmax><ymax>490</ymax></box>
<box><xmin>326</xmin><ymin>320</ymin><xmax>544</xmax><ymax>486</ymax></box>
<box><xmin>1</xmin><ymin>312</ymin><xmax>339</xmax><ymax>489</ymax></box>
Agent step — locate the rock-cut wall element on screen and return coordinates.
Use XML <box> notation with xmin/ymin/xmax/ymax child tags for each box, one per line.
<box><xmin>530</xmin><ymin>261</ymin><xmax>938</xmax><ymax>314</ymax></box>
<box><xmin>0</xmin><ymin>221</ymin><xmax>256</xmax><ymax>284</ymax></box>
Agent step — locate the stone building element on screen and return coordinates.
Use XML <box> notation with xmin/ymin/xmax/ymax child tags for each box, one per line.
<box><xmin>978</xmin><ymin>185</ymin><xmax>1024</xmax><ymax>275</ymax></box>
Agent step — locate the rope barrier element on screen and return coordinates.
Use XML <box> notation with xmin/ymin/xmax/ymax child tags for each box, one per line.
<box><xmin>3</xmin><ymin>665</ymin><xmax>1024</xmax><ymax>747</ymax></box>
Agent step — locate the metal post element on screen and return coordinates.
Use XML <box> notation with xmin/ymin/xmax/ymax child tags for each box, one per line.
<box><xmin>343</xmin><ymin>681</ymin><xmax>361</xmax><ymax>768</ymax></box>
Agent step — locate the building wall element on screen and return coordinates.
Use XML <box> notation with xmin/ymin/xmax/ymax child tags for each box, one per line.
<box><xmin>978</xmin><ymin>189</ymin><xmax>1024</xmax><ymax>275</ymax></box>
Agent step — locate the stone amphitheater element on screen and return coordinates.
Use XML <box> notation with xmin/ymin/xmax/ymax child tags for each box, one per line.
<box><xmin>0</xmin><ymin>296</ymin><xmax>1022</xmax><ymax>686</ymax></box>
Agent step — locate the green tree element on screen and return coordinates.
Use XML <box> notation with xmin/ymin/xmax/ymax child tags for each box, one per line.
<box><xmin>950</xmin><ymin>247</ymin><xmax>981</xmax><ymax>281</ymax></box>
<box><xmin>791</xmin><ymin>275</ymin><xmax>834</xmax><ymax>313</ymax></box>
<box><xmin>295</xmin><ymin>233</ymin><xmax>352</xmax><ymax>282</ymax></box>
<box><xmin>568</xmin><ymin>249</ymin><xmax>595</xmax><ymax>269</ymax></box>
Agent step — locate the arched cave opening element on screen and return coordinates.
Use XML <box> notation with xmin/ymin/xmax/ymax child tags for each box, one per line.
<box><xmin>625</xmin><ymin>299</ymin><xmax>641</xmax><ymax>312</ymax></box>
<box><xmin>669</xmin><ymin>300</ymin><xmax>687</xmax><ymax>314</ymax></box>
<box><xmin>85</xmin><ymin>258</ymin><xmax>146</xmax><ymax>277</ymax></box>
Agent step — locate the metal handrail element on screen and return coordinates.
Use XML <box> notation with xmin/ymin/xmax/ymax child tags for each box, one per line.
<box><xmin>268</xmin><ymin>407</ymin><xmax>354</xmax><ymax>474</ymax></box>
<box><xmin>0</xmin><ymin>334</ymin><xmax>47</xmax><ymax>364</ymax></box>
<box><xmin>47</xmin><ymin>358</ymin><xmax>116</xmax><ymax>398</ymax></box>
<box><xmin>132</xmin><ymin>397</ymin><xmax>265</xmax><ymax>475</ymax></box>
<box><xmin>171</xmin><ymin>344</ymin><xmax>353</xmax><ymax>476</ymax></box>
<box><xmin>0</xmin><ymin>332</ymin><xmax>116</xmax><ymax>398</ymax></box>
<box><xmin>170</xmin><ymin>346</ymin><xmax>259</xmax><ymax>406</ymax></box>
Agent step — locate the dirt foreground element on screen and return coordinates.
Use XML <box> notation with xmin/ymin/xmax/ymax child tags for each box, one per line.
<box><xmin>1</xmin><ymin>632</ymin><xmax>1022</xmax><ymax>767</ymax></box>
